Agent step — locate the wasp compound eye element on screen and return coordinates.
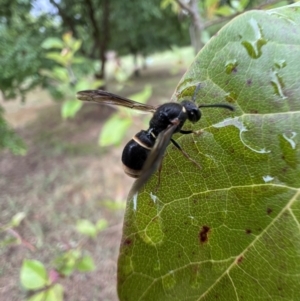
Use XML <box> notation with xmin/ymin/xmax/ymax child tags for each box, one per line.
<box><xmin>181</xmin><ymin>100</ymin><xmax>201</xmax><ymax>122</ymax></box>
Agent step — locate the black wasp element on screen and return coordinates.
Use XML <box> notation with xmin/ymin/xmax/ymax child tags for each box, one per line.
<box><xmin>76</xmin><ymin>85</ymin><xmax>234</xmax><ymax>197</ymax></box>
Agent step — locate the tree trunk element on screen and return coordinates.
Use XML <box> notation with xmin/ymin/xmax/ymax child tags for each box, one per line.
<box><xmin>176</xmin><ymin>0</ymin><xmax>204</xmax><ymax>54</ymax></box>
<box><xmin>189</xmin><ymin>0</ymin><xmax>203</xmax><ymax>54</ymax></box>
<box><xmin>99</xmin><ymin>0</ymin><xmax>110</xmax><ymax>80</ymax></box>
<box><xmin>86</xmin><ymin>0</ymin><xmax>110</xmax><ymax>80</ymax></box>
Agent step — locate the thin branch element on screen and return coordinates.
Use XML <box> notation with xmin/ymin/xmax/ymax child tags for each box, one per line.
<box><xmin>48</xmin><ymin>0</ymin><xmax>78</xmax><ymax>37</ymax></box>
<box><xmin>176</xmin><ymin>0</ymin><xmax>194</xmax><ymax>15</ymax></box>
<box><xmin>203</xmin><ymin>0</ymin><xmax>286</xmax><ymax>29</ymax></box>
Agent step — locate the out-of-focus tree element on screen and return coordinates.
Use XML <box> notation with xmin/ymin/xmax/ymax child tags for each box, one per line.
<box><xmin>163</xmin><ymin>0</ymin><xmax>295</xmax><ymax>53</ymax></box>
<box><xmin>41</xmin><ymin>32</ymin><xmax>102</xmax><ymax>119</ymax></box>
<box><xmin>109</xmin><ymin>1</ymin><xmax>190</xmax><ymax>76</ymax></box>
<box><xmin>0</xmin><ymin>0</ymin><xmax>57</xmax><ymax>100</ymax></box>
<box><xmin>0</xmin><ymin>0</ymin><xmax>56</xmax><ymax>154</ymax></box>
<box><xmin>48</xmin><ymin>0</ymin><xmax>190</xmax><ymax>79</ymax></box>
<box><xmin>0</xmin><ymin>0</ymin><xmax>294</xmax><ymax>155</ymax></box>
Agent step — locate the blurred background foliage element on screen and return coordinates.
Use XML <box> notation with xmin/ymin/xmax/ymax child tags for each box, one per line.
<box><xmin>0</xmin><ymin>0</ymin><xmax>297</xmax><ymax>300</ymax></box>
<box><xmin>0</xmin><ymin>0</ymin><xmax>294</xmax><ymax>153</ymax></box>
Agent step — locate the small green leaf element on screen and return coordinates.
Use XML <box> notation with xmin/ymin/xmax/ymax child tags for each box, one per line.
<box><xmin>52</xmin><ymin>67</ymin><xmax>69</xmax><ymax>82</ymax></box>
<box><xmin>215</xmin><ymin>5</ymin><xmax>234</xmax><ymax>16</ymax></box>
<box><xmin>45</xmin><ymin>52</ymin><xmax>66</xmax><ymax>66</ymax></box>
<box><xmin>205</xmin><ymin>0</ymin><xmax>219</xmax><ymax>8</ymax></box>
<box><xmin>61</xmin><ymin>99</ymin><xmax>83</xmax><ymax>119</ymax></box>
<box><xmin>0</xmin><ymin>237</ymin><xmax>19</xmax><ymax>247</ymax></box>
<box><xmin>54</xmin><ymin>250</ymin><xmax>81</xmax><ymax>276</ymax></box>
<box><xmin>103</xmin><ymin>200</ymin><xmax>126</xmax><ymax>210</ymax></box>
<box><xmin>11</xmin><ymin>212</ymin><xmax>26</xmax><ymax>227</ymax></box>
<box><xmin>76</xmin><ymin>219</ymin><xmax>97</xmax><ymax>238</ymax></box>
<box><xmin>91</xmin><ymin>80</ymin><xmax>105</xmax><ymax>89</ymax></box>
<box><xmin>72</xmin><ymin>40</ymin><xmax>82</xmax><ymax>53</ymax></box>
<box><xmin>75</xmin><ymin>79</ymin><xmax>92</xmax><ymax>91</ymax></box>
<box><xmin>45</xmin><ymin>284</ymin><xmax>64</xmax><ymax>301</ymax></box>
<box><xmin>41</xmin><ymin>38</ymin><xmax>64</xmax><ymax>49</ymax></box>
<box><xmin>128</xmin><ymin>85</ymin><xmax>152</xmax><ymax>104</ymax></box>
<box><xmin>72</xmin><ymin>56</ymin><xmax>86</xmax><ymax>64</ymax></box>
<box><xmin>27</xmin><ymin>284</ymin><xmax>64</xmax><ymax>301</ymax></box>
<box><xmin>20</xmin><ymin>259</ymin><xmax>48</xmax><ymax>290</ymax></box>
<box><xmin>62</xmin><ymin>32</ymin><xmax>73</xmax><ymax>44</ymax></box>
<box><xmin>76</xmin><ymin>255</ymin><xmax>95</xmax><ymax>272</ymax></box>
<box><xmin>27</xmin><ymin>291</ymin><xmax>45</xmax><ymax>301</ymax></box>
<box><xmin>99</xmin><ymin>114</ymin><xmax>132</xmax><ymax>147</ymax></box>
<box><xmin>95</xmin><ymin>219</ymin><xmax>108</xmax><ymax>232</ymax></box>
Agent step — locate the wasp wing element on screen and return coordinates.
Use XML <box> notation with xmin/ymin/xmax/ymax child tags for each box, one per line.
<box><xmin>76</xmin><ymin>89</ymin><xmax>157</xmax><ymax>113</ymax></box>
<box><xmin>128</xmin><ymin>120</ymin><xmax>179</xmax><ymax>199</ymax></box>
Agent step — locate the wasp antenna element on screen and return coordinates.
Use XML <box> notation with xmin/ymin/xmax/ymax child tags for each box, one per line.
<box><xmin>191</xmin><ymin>83</ymin><xmax>201</xmax><ymax>102</ymax></box>
<box><xmin>198</xmin><ymin>104</ymin><xmax>235</xmax><ymax>111</ymax></box>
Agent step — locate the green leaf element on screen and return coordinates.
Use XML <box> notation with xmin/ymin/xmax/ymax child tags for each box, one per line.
<box><xmin>20</xmin><ymin>259</ymin><xmax>48</xmax><ymax>290</ymax></box>
<box><xmin>128</xmin><ymin>85</ymin><xmax>152</xmax><ymax>104</ymax></box>
<box><xmin>62</xmin><ymin>32</ymin><xmax>73</xmax><ymax>45</ymax></box>
<box><xmin>118</xmin><ymin>4</ymin><xmax>300</xmax><ymax>301</ymax></box>
<box><xmin>91</xmin><ymin>80</ymin><xmax>105</xmax><ymax>89</ymax></box>
<box><xmin>75</xmin><ymin>79</ymin><xmax>93</xmax><ymax>91</ymax></box>
<box><xmin>41</xmin><ymin>38</ymin><xmax>64</xmax><ymax>49</ymax></box>
<box><xmin>215</xmin><ymin>5</ymin><xmax>234</xmax><ymax>16</ymax></box>
<box><xmin>44</xmin><ymin>284</ymin><xmax>64</xmax><ymax>301</ymax></box>
<box><xmin>205</xmin><ymin>0</ymin><xmax>220</xmax><ymax>8</ymax></box>
<box><xmin>27</xmin><ymin>284</ymin><xmax>64</xmax><ymax>301</ymax></box>
<box><xmin>61</xmin><ymin>99</ymin><xmax>83</xmax><ymax>119</ymax></box>
<box><xmin>72</xmin><ymin>40</ymin><xmax>82</xmax><ymax>53</ymax></box>
<box><xmin>72</xmin><ymin>56</ymin><xmax>86</xmax><ymax>64</ymax></box>
<box><xmin>27</xmin><ymin>291</ymin><xmax>45</xmax><ymax>301</ymax></box>
<box><xmin>99</xmin><ymin>114</ymin><xmax>132</xmax><ymax>147</ymax></box>
<box><xmin>50</xmin><ymin>67</ymin><xmax>69</xmax><ymax>82</ymax></box>
<box><xmin>11</xmin><ymin>212</ymin><xmax>26</xmax><ymax>227</ymax></box>
<box><xmin>76</xmin><ymin>255</ymin><xmax>95</xmax><ymax>272</ymax></box>
<box><xmin>95</xmin><ymin>218</ymin><xmax>108</xmax><ymax>231</ymax></box>
<box><xmin>54</xmin><ymin>250</ymin><xmax>81</xmax><ymax>276</ymax></box>
<box><xmin>45</xmin><ymin>52</ymin><xmax>67</xmax><ymax>66</ymax></box>
<box><xmin>103</xmin><ymin>200</ymin><xmax>126</xmax><ymax>210</ymax></box>
<box><xmin>76</xmin><ymin>219</ymin><xmax>97</xmax><ymax>238</ymax></box>
<box><xmin>0</xmin><ymin>237</ymin><xmax>19</xmax><ymax>247</ymax></box>
<box><xmin>0</xmin><ymin>109</ymin><xmax>27</xmax><ymax>155</ymax></box>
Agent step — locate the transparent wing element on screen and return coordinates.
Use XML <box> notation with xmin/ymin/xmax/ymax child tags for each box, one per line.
<box><xmin>76</xmin><ymin>89</ymin><xmax>157</xmax><ymax>113</ymax></box>
<box><xmin>128</xmin><ymin>121</ymin><xmax>179</xmax><ymax>198</ymax></box>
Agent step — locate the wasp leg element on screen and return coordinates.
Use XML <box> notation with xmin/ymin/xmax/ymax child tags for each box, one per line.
<box><xmin>170</xmin><ymin>138</ymin><xmax>202</xmax><ymax>170</ymax></box>
<box><xmin>154</xmin><ymin>161</ymin><xmax>163</xmax><ymax>193</ymax></box>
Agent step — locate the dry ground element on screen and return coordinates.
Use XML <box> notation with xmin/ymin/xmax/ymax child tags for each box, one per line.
<box><xmin>0</xmin><ymin>64</ymin><xmax>187</xmax><ymax>301</ymax></box>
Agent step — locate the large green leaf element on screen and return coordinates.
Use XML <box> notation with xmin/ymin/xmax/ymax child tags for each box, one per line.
<box><xmin>118</xmin><ymin>4</ymin><xmax>300</xmax><ymax>301</ymax></box>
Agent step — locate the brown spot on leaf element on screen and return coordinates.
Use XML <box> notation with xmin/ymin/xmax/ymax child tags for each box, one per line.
<box><xmin>123</xmin><ymin>238</ymin><xmax>132</xmax><ymax>246</ymax></box>
<box><xmin>247</xmin><ymin>79</ymin><xmax>252</xmax><ymax>85</ymax></box>
<box><xmin>199</xmin><ymin>225</ymin><xmax>210</xmax><ymax>243</ymax></box>
<box><xmin>237</xmin><ymin>256</ymin><xmax>244</xmax><ymax>264</ymax></box>
<box><xmin>267</xmin><ymin>208</ymin><xmax>273</xmax><ymax>215</ymax></box>
<box><xmin>245</xmin><ymin>229</ymin><xmax>252</xmax><ymax>234</ymax></box>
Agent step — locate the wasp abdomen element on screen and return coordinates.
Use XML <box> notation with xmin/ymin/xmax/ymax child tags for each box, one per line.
<box><xmin>121</xmin><ymin>130</ymin><xmax>155</xmax><ymax>178</ymax></box>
